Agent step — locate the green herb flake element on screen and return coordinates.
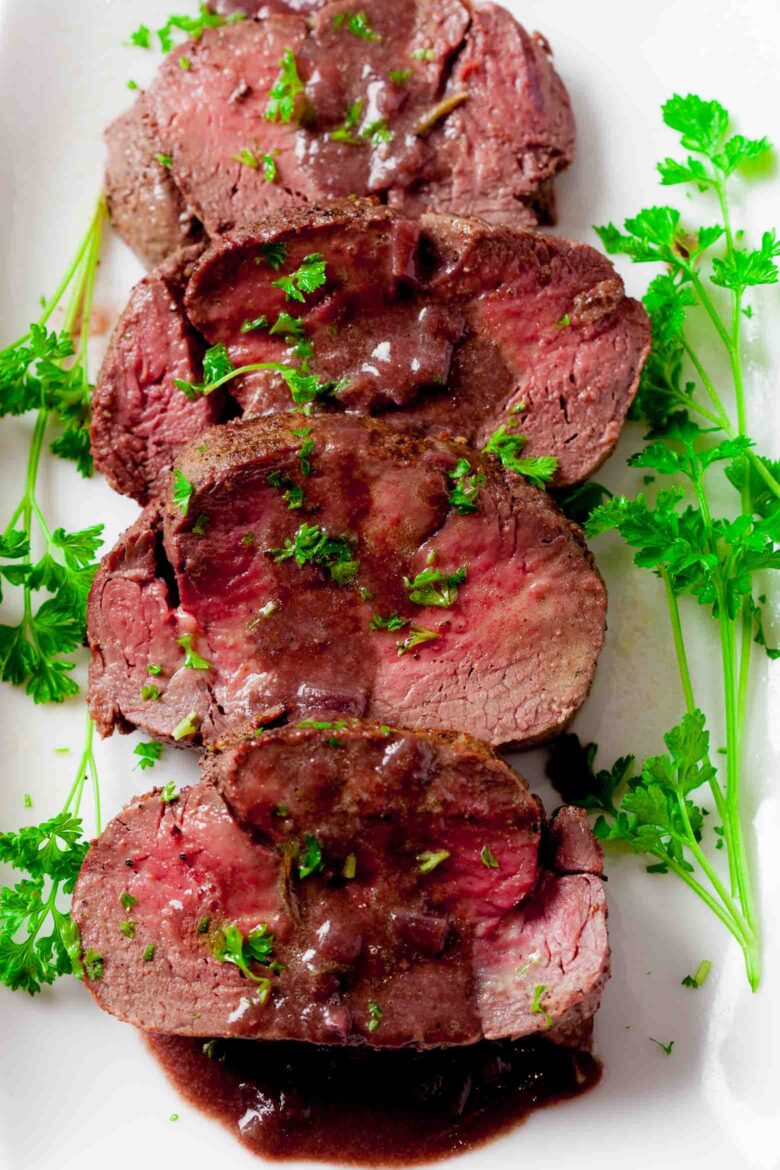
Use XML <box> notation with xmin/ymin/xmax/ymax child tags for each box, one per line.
<box><xmin>143</xmin><ymin>944</ymin><xmax>156</xmax><ymax>962</ymax></box>
<box><xmin>147</xmin><ymin>663</ymin><xmax>163</xmax><ymax>676</ymax></box>
<box><xmin>119</xmin><ymin>891</ymin><xmax>138</xmax><ymax>912</ymax></box>
<box><xmin>160</xmin><ymin>781</ymin><xmax>179</xmax><ymax>804</ymax></box>
<box><xmin>141</xmin><ymin>684</ymin><xmax>162</xmax><ymax>701</ymax></box>
<box><xmin>23</xmin><ymin>794</ymin><xmax>32</xmax><ymax>809</ymax></box>
<box><xmin>396</xmin><ymin>626</ymin><xmax>440</xmax><ymax>656</ymax></box>
<box><xmin>651</xmin><ymin>1037</ymin><xmax>675</xmax><ymax>1055</ymax></box>
<box><xmin>367</xmin><ymin>1000</ymin><xmax>383</xmax><ymax>1031</ymax></box>
<box><xmin>155</xmin><ymin>152</ymin><xmax>173</xmax><ymax>169</ymax></box>
<box><xmin>172</xmin><ymin>469</ymin><xmax>194</xmax><ymax>516</ymax></box>
<box><xmin>191</xmin><ymin>513</ymin><xmax>210</xmax><ymax>537</ymax></box>
<box><xmin>172</xmin><ymin>711</ymin><xmax>200</xmax><ymax>741</ymax></box>
<box><xmin>682</xmin><ymin>959</ymin><xmax>712</xmax><ymax>989</ymax></box>
<box><xmin>177</xmin><ymin>633</ymin><xmax>211</xmax><ymax>671</ymax></box>
<box><xmin>370</xmin><ymin>612</ymin><xmax>408</xmax><ymax>631</ymax></box>
<box><xmin>265</xmin><ymin>48</ymin><xmax>305</xmax><ymax>124</ymax></box>
<box><xmin>298</xmin><ymin>834</ymin><xmax>324</xmax><ymax>879</ymax></box>
<box><xmin>404</xmin><ymin>566</ymin><xmax>467</xmax><ymax>608</ymax></box>
<box><xmin>197</xmin><ymin>915</ymin><xmax>210</xmax><ymax>934</ymax></box>
<box><xmin>179</xmin><ymin>55</ymin><xmax>191</xmax><ymax>70</ymax></box>
<box><xmin>272</xmin><ymin>253</ymin><xmax>328</xmax><ymax>303</ymax></box>
<box><xmin>448</xmin><ymin>458</ymin><xmax>485</xmax><ymax>515</ymax></box>
<box><xmin>84</xmin><ymin>949</ymin><xmax>103</xmax><ymax>981</ymax></box>
<box><xmin>241</xmin><ymin>315</ymin><xmax>269</xmax><ymax>334</ymax></box>
<box><xmin>480</xmin><ymin>844</ymin><xmax>499</xmax><ymax>869</ymax></box>
<box><xmin>343</xmin><ymin>852</ymin><xmax>357</xmax><ymax>879</ymax></box>
<box><xmin>388</xmin><ymin>68</ymin><xmax>411</xmax><ymax>85</ymax></box>
<box><xmin>417</xmin><ymin>849</ymin><xmax>450</xmax><ymax>874</ymax></box>
<box><xmin>530</xmin><ymin>984</ymin><xmax>552</xmax><ymax>1029</ymax></box>
<box><xmin>231</xmin><ymin>146</ymin><xmax>259</xmax><ymax>169</ymax></box>
<box><xmin>483</xmin><ymin>427</ymin><xmax>558</xmax><ymax>488</ymax></box>
<box><xmin>119</xmin><ymin>919</ymin><xmax>136</xmax><ymax>939</ymax></box>
<box><xmin>333</xmin><ymin>10</ymin><xmax>381</xmax><ymax>40</ymax></box>
<box><xmin>134</xmin><ymin>741</ymin><xmax>164</xmax><ymax>771</ymax></box>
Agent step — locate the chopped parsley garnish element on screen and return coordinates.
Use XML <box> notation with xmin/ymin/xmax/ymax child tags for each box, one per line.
<box><xmin>530</xmin><ymin>984</ymin><xmax>552</xmax><ymax>1029</ymax></box>
<box><xmin>268</xmin><ymin>523</ymin><xmax>357</xmax><ymax>583</ymax></box>
<box><xmin>129</xmin><ymin>6</ymin><xmax>245</xmax><ymax>54</ymax></box>
<box><xmin>396</xmin><ymin>626</ymin><xmax>440</xmax><ymax>656</ymax></box>
<box><xmin>367</xmin><ymin>1000</ymin><xmax>383</xmax><ymax>1031</ymax></box>
<box><xmin>241</xmin><ymin>315</ymin><xmax>268</xmax><ymax>334</ymax></box>
<box><xmin>448</xmin><ymin>458</ymin><xmax>485</xmax><ymax>514</ymax></box>
<box><xmin>197</xmin><ymin>915</ymin><xmax>210</xmax><ymax>934</ymax></box>
<box><xmin>417</xmin><ymin>849</ymin><xmax>450</xmax><ymax>874</ymax></box>
<box><xmin>119</xmin><ymin>919</ymin><xmax>136</xmax><ymax>939</ymax></box>
<box><xmin>682</xmin><ymin>959</ymin><xmax>712</xmax><ymax>989</ymax></box>
<box><xmin>370</xmin><ymin>612</ymin><xmax>409</xmax><ymax>631</ymax></box>
<box><xmin>143</xmin><ymin>944</ymin><xmax>156</xmax><ymax>962</ymax></box>
<box><xmin>272</xmin><ymin>253</ymin><xmax>328</xmax><ymax>303</ymax></box>
<box><xmin>556</xmin><ymin>313</ymin><xmax>572</xmax><ymax>329</ymax></box>
<box><xmin>333</xmin><ymin>10</ymin><xmax>381</xmax><ymax>40</ymax></box>
<box><xmin>172</xmin><ymin>711</ymin><xmax>200</xmax><ymax>741</ymax></box>
<box><xmin>404</xmin><ymin>566</ymin><xmax>466</xmax><ymax>608</ymax></box>
<box><xmin>120</xmin><ymin>892</ymin><xmax>137</xmax><ymax>912</ymax></box>
<box><xmin>191</xmin><ymin>513</ymin><xmax>209</xmax><ymax>536</ymax></box>
<box><xmin>362</xmin><ymin>119</ymin><xmax>394</xmax><ymax>146</ymax></box>
<box><xmin>84</xmin><ymin>949</ymin><xmax>103</xmax><ymax>981</ymax></box>
<box><xmin>343</xmin><ymin>853</ymin><xmax>357</xmax><ymax>879</ymax></box>
<box><xmin>483</xmin><ymin>427</ymin><xmax>558</xmax><ymax>488</ymax></box>
<box><xmin>650</xmin><ymin>1038</ymin><xmax>675</xmax><ymax>1055</ymax></box>
<box><xmin>232</xmin><ymin>146</ymin><xmax>259</xmax><ymax>169</ymax></box>
<box><xmin>146</xmin><ymin>664</ymin><xmax>163</xmax><ymax>676</ymax></box>
<box><xmin>160</xmin><ymin>781</ymin><xmax>179</xmax><ymax>804</ymax></box>
<box><xmin>127</xmin><ymin>79</ymin><xmax>139</xmax><ymax>90</ymax></box>
<box><xmin>295</xmin><ymin>429</ymin><xmax>315</xmax><ymax>476</ymax></box>
<box><xmin>141</xmin><ymin>684</ymin><xmax>162</xmax><ymax>701</ymax></box>
<box><xmin>331</xmin><ymin>100</ymin><xmax>364</xmax><ymax>145</ymax></box>
<box><xmin>133</xmin><ymin>741</ymin><xmax>164</xmax><ymax>771</ymax></box>
<box><xmin>179</xmin><ymin>54</ymin><xmax>191</xmax><ymax>70</ymax></box>
<box><xmin>388</xmin><ymin>68</ymin><xmax>411</xmax><ymax>85</ymax></box>
<box><xmin>155</xmin><ymin>152</ymin><xmax>173</xmax><ymax>169</ymax></box>
<box><xmin>174</xmin><ymin>339</ymin><xmax>340</xmax><ymax>412</ymax></box>
<box><xmin>212</xmin><ymin>923</ymin><xmax>277</xmax><ymax>996</ymax></box>
<box><xmin>267</xmin><ymin>470</ymin><xmax>305</xmax><ymax>510</ymax></box>
<box><xmin>259</xmin><ymin>242</ymin><xmax>287</xmax><ymax>270</ymax></box>
<box><xmin>265</xmin><ymin>48</ymin><xmax>305</xmax><ymax>124</ymax></box>
<box><xmin>411</xmin><ymin>46</ymin><xmax>435</xmax><ymax>61</ymax></box>
<box><xmin>297</xmin><ymin>834</ymin><xmax>324</xmax><ymax>879</ymax></box>
<box><xmin>177</xmin><ymin>633</ymin><xmax>211</xmax><ymax>670</ymax></box>
<box><xmin>480</xmin><ymin>845</ymin><xmax>499</xmax><ymax>869</ymax></box>
<box><xmin>172</xmin><ymin>469</ymin><xmax>194</xmax><ymax>516</ymax></box>
<box><xmin>270</xmin><ymin>312</ymin><xmax>306</xmax><ymax>339</ymax></box>
<box><xmin>263</xmin><ymin>154</ymin><xmax>278</xmax><ymax>182</ymax></box>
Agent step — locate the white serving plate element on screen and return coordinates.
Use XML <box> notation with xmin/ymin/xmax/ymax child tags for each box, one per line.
<box><xmin>1</xmin><ymin>1</ymin><xmax>779</xmax><ymax>1167</ymax></box>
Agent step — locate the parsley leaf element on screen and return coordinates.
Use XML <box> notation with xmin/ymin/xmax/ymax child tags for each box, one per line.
<box><xmin>483</xmin><ymin>427</ymin><xmax>558</xmax><ymax>488</ymax></box>
<box><xmin>298</xmin><ymin>835</ymin><xmax>324</xmax><ymax>879</ymax></box>
<box><xmin>404</xmin><ymin>566</ymin><xmax>466</xmax><ymax>608</ymax></box>
<box><xmin>417</xmin><ymin>849</ymin><xmax>449</xmax><ymax>874</ymax></box>
<box><xmin>272</xmin><ymin>254</ymin><xmax>327</xmax><ymax>303</ymax></box>
<box><xmin>265</xmin><ymin>48</ymin><xmax>305</xmax><ymax>124</ymax></box>
<box><xmin>172</xmin><ymin>469</ymin><xmax>194</xmax><ymax>516</ymax></box>
<box><xmin>333</xmin><ymin>10</ymin><xmax>381</xmax><ymax>40</ymax></box>
<box><xmin>133</xmin><ymin>741</ymin><xmax>164</xmax><ymax>771</ymax></box>
<box><xmin>396</xmin><ymin>626</ymin><xmax>440</xmax><ymax>656</ymax></box>
<box><xmin>448</xmin><ymin>458</ymin><xmax>485</xmax><ymax>514</ymax></box>
<box><xmin>268</xmin><ymin>523</ymin><xmax>357</xmax><ymax>583</ymax></box>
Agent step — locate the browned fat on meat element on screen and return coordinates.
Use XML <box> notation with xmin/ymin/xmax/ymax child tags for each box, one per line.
<box><xmin>92</xmin><ymin>202</ymin><xmax>650</xmax><ymax>503</ymax></box>
<box><xmin>87</xmin><ymin>414</ymin><xmax>607</xmax><ymax>750</ymax></box>
<box><xmin>72</xmin><ymin>721</ymin><xmax>609</xmax><ymax>1048</ymax></box>
<box><xmin>106</xmin><ymin>0</ymin><xmax>574</xmax><ymax>267</ymax></box>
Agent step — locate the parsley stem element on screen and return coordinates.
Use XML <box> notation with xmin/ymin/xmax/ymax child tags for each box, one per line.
<box><xmin>661</xmin><ymin>852</ymin><xmax>753</xmax><ymax>955</ymax></box>
<box><xmin>679</xmin><ymin>338</ymin><xmax>730</xmax><ymax>428</ymax></box>
<box><xmin>661</xmin><ymin>568</ymin><xmax>695</xmax><ymax>714</ymax></box>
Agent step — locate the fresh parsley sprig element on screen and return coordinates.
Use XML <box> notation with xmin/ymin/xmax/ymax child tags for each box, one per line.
<box><xmin>0</xmin><ymin>198</ymin><xmax>105</xmax><ymax>702</ymax></box>
<box><xmin>0</xmin><ymin>716</ymin><xmax>98</xmax><ymax>995</ymax></box>
<box><xmin>576</xmin><ymin>94</ymin><xmax>780</xmax><ymax>990</ymax></box>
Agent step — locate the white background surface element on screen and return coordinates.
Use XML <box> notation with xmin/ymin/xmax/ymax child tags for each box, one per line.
<box><xmin>0</xmin><ymin>1</ymin><xmax>779</xmax><ymax>1167</ymax></box>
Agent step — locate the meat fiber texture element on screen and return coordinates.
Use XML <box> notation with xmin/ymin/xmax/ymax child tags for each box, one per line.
<box><xmin>105</xmin><ymin>0</ymin><xmax>575</xmax><ymax>267</ymax></box>
<box><xmin>72</xmin><ymin>721</ymin><xmax>609</xmax><ymax>1048</ymax></box>
<box><xmin>87</xmin><ymin>413</ymin><xmax>607</xmax><ymax>750</ymax></box>
<box><xmin>91</xmin><ymin>201</ymin><xmax>650</xmax><ymax>503</ymax></box>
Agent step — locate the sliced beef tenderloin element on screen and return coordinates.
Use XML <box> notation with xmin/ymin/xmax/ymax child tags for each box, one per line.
<box><xmin>90</xmin><ymin>244</ymin><xmax>222</xmax><ymax>505</ymax></box>
<box><xmin>108</xmin><ymin>1</ymin><xmax>573</xmax><ymax>256</ymax></box>
<box><xmin>546</xmin><ymin>806</ymin><xmax>604</xmax><ymax>876</ymax></box>
<box><xmin>210</xmin><ymin>0</ymin><xmax>326</xmax><ymax>16</ymax></box>
<box><xmin>87</xmin><ymin>413</ymin><xmax>607</xmax><ymax>749</ymax></box>
<box><xmin>72</xmin><ymin>721</ymin><xmax>608</xmax><ymax>1047</ymax></box>
<box><xmin>104</xmin><ymin>96</ymin><xmax>205</xmax><ymax>269</ymax></box>
<box><xmin>93</xmin><ymin>201</ymin><xmax>650</xmax><ymax>503</ymax></box>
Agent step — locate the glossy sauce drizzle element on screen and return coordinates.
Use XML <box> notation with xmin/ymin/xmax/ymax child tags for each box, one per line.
<box><xmin>148</xmin><ymin>1034</ymin><xmax>600</xmax><ymax>1165</ymax></box>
